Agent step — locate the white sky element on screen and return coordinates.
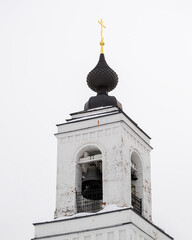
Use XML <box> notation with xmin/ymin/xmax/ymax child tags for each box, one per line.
<box><xmin>0</xmin><ymin>1</ymin><xmax>192</xmax><ymax>239</ymax></box>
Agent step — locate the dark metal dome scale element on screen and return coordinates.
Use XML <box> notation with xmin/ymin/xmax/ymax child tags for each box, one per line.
<box><xmin>87</xmin><ymin>54</ymin><xmax>118</xmax><ymax>93</ymax></box>
<box><xmin>84</xmin><ymin>19</ymin><xmax>122</xmax><ymax>111</ymax></box>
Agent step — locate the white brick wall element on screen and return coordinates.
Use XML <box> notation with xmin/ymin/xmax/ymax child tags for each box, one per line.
<box><xmin>54</xmin><ymin>107</ymin><xmax>152</xmax><ymax>221</ymax></box>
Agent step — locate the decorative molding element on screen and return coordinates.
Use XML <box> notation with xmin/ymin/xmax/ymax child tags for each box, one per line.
<box><xmin>122</xmin><ymin>126</ymin><xmax>150</xmax><ymax>154</ymax></box>
<box><xmin>75</xmin><ymin>134</ymin><xmax>81</xmax><ymax>142</ymax></box>
<box><xmin>58</xmin><ymin>126</ymin><xmax>120</xmax><ymax>145</ymax></box>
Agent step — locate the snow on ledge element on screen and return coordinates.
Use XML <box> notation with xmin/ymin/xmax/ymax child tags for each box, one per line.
<box><xmin>53</xmin><ymin>205</ymin><xmax>127</xmax><ymax>221</ymax></box>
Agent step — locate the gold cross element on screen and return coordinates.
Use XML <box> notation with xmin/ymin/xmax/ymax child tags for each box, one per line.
<box><xmin>98</xmin><ymin>19</ymin><xmax>106</xmax><ymax>42</ymax></box>
<box><xmin>98</xmin><ymin>19</ymin><xmax>106</xmax><ymax>53</ymax></box>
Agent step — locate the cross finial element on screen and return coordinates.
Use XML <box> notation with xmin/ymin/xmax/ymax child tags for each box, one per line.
<box><xmin>98</xmin><ymin>19</ymin><xmax>106</xmax><ymax>54</ymax></box>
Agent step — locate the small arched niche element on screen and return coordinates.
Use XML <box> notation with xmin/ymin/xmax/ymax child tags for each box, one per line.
<box><xmin>131</xmin><ymin>151</ymin><xmax>143</xmax><ymax>215</ymax></box>
<box><xmin>75</xmin><ymin>145</ymin><xmax>103</xmax><ymax>213</ymax></box>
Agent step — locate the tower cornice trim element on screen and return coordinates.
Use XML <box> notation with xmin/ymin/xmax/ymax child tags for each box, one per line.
<box><xmin>55</xmin><ymin>119</ymin><xmax>152</xmax><ymax>150</ymax></box>
<box><xmin>32</xmin><ymin>208</ymin><xmax>173</xmax><ymax>240</ymax></box>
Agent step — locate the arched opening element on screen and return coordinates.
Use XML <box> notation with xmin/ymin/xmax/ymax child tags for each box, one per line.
<box><xmin>131</xmin><ymin>151</ymin><xmax>143</xmax><ymax>215</ymax></box>
<box><xmin>75</xmin><ymin>145</ymin><xmax>103</xmax><ymax>213</ymax></box>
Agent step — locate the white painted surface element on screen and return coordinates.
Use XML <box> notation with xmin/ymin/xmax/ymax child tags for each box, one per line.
<box><xmin>32</xmin><ymin>107</ymin><xmax>173</xmax><ymax>240</ymax></box>
<box><xmin>34</xmin><ymin>208</ymin><xmax>172</xmax><ymax>240</ymax></box>
<box><xmin>54</xmin><ymin>107</ymin><xmax>152</xmax><ymax>221</ymax></box>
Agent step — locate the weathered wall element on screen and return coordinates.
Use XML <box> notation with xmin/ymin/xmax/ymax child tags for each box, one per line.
<box><xmin>121</xmin><ymin>123</ymin><xmax>152</xmax><ymax>221</ymax></box>
<box><xmin>55</xmin><ymin>108</ymin><xmax>152</xmax><ymax>221</ymax></box>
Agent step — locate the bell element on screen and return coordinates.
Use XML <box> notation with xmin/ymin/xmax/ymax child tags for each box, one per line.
<box><xmin>131</xmin><ymin>172</ymin><xmax>138</xmax><ymax>181</ymax></box>
<box><xmin>82</xmin><ymin>164</ymin><xmax>102</xmax><ymax>200</ymax></box>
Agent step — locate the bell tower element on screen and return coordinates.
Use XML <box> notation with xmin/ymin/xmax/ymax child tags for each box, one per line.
<box><xmin>32</xmin><ymin>20</ymin><xmax>173</xmax><ymax>240</ymax></box>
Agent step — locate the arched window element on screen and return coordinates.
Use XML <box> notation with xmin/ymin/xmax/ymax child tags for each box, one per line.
<box><xmin>75</xmin><ymin>145</ymin><xmax>103</xmax><ymax>213</ymax></box>
<box><xmin>131</xmin><ymin>151</ymin><xmax>143</xmax><ymax>215</ymax></box>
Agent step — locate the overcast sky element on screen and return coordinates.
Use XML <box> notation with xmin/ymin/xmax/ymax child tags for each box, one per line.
<box><xmin>0</xmin><ymin>1</ymin><xmax>192</xmax><ymax>239</ymax></box>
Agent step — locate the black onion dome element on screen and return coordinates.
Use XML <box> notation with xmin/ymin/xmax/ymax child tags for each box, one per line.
<box><xmin>87</xmin><ymin>54</ymin><xmax>118</xmax><ymax>93</ymax></box>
